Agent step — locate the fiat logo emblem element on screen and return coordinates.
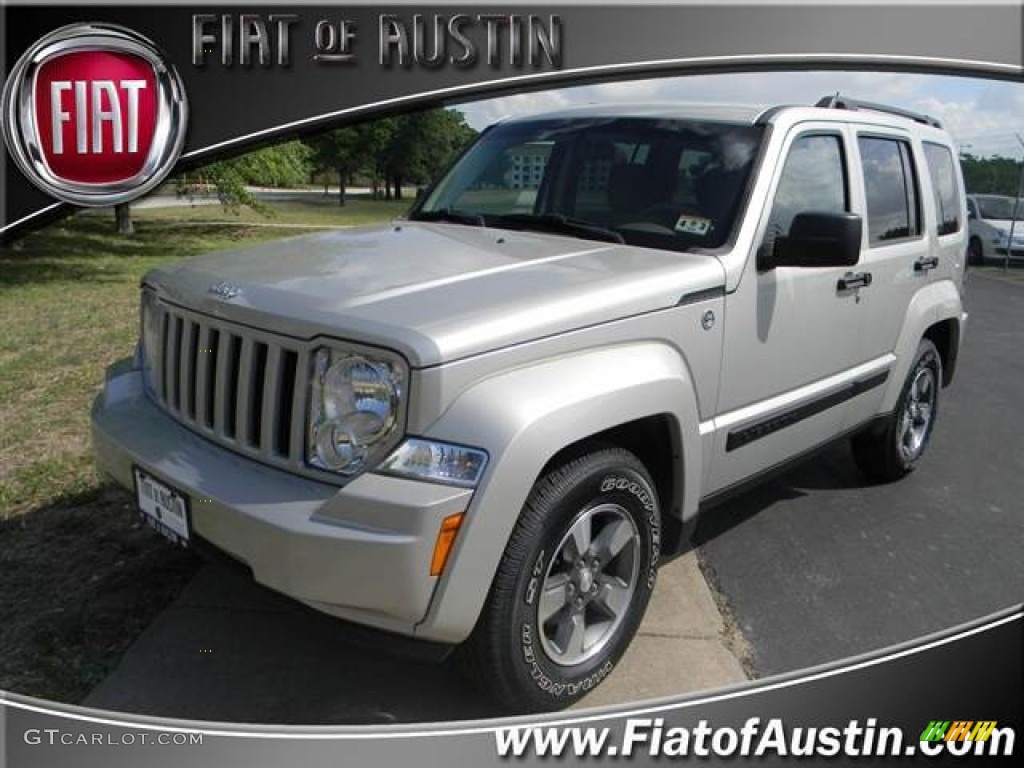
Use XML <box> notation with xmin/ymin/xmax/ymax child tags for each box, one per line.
<box><xmin>1</xmin><ymin>23</ymin><xmax>188</xmax><ymax>206</ymax></box>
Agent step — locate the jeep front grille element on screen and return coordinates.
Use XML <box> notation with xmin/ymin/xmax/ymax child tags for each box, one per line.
<box><xmin>148</xmin><ymin>302</ymin><xmax>311</xmax><ymax>474</ymax></box>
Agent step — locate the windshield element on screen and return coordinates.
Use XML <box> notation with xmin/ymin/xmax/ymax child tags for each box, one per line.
<box><xmin>976</xmin><ymin>195</ymin><xmax>1024</xmax><ymax>220</ymax></box>
<box><xmin>412</xmin><ymin>117</ymin><xmax>764</xmax><ymax>252</ymax></box>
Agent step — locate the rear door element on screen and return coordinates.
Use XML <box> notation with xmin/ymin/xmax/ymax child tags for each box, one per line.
<box><xmin>843</xmin><ymin>129</ymin><xmax>933</xmax><ymax>429</ymax></box>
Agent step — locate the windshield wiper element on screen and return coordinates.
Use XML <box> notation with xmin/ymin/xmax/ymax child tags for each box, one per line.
<box><xmin>411</xmin><ymin>208</ymin><xmax>485</xmax><ymax>226</ymax></box>
<box><xmin>487</xmin><ymin>213</ymin><xmax>625</xmax><ymax>245</ymax></box>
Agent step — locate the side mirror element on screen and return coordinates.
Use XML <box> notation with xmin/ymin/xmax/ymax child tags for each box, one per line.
<box><xmin>767</xmin><ymin>211</ymin><xmax>863</xmax><ymax>269</ymax></box>
<box><xmin>968</xmin><ymin>209</ymin><xmax>977</xmax><ymax>220</ymax></box>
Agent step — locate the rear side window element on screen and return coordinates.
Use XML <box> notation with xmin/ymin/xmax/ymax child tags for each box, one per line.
<box><xmin>923</xmin><ymin>143</ymin><xmax>962</xmax><ymax>235</ymax></box>
<box><xmin>858</xmin><ymin>136</ymin><xmax>921</xmax><ymax>245</ymax></box>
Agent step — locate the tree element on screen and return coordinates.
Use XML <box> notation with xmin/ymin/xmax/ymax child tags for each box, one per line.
<box><xmin>182</xmin><ymin>141</ymin><xmax>313</xmax><ymax>210</ymax></box>
<box><xmin>358</xmin><ymin>109</ymin><xmax>478</xmax><ymax>201</ymax></box>
<box><xmin>114</xmin><ymin>203</ymin><xmax>134</xmax><ymax>235</ymax></box>
<box><xmin>176</xmin><ymin>110</ymin><xmax>478</xmax><ymax>212</ymax></box>
<box><xmin>306</xmin><ymin>127</ymin><xmax>368</xmax><ymax>206</ymax></box>
<box><xmin>960</xmin><ymin>153</ymin><xmax>1024</xmax><ymax>196</ymax></box>
<box><xmin>357</xmin><ymin>118</ymin><xmax>399</xmax><ymax>200</ymax></box>
<box><xmin>222</xmin><ymin>141</ymin><xmax>312</xmax><ymax>188</ymax></box>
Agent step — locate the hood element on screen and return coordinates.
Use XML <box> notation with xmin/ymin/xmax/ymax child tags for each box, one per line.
<box><xmin>146</xmin><ymin>222</ymin><xmax>726</xmax><ymax>367</ymax></box>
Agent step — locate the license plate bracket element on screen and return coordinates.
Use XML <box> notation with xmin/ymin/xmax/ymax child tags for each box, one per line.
<box><xmin>133</xmin><ymin>467</ymin><xmax>190</xmax><ymax>546</ymax></box>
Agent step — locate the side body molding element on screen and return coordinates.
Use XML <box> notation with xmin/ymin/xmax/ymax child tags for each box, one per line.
<box><xmin>413</xmin><ymin>342</ymin><xmax>703</xmax><ymax>643</ymax></box>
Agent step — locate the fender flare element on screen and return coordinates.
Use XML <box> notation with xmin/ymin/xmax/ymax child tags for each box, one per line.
<box><xmin>413</xmin><ymin>342</ymin><xmax>702</xmax><ymax>643</ymax></box>
<box><xmin>881</xmin><ymin>279</ymin><xmax>964</xmax><ymax>413</ymax></box>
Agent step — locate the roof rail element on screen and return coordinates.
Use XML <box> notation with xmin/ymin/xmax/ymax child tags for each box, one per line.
<box><xmin>814</xmin><ymin>94</ymin><xmax>943</xmax><ymax>129</ymax></box>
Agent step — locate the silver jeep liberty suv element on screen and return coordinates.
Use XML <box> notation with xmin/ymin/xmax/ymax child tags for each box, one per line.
<box><xmin>92</xmin><ymin>95</ymin><xmax>967</xmax><ymax>711</ymax></box>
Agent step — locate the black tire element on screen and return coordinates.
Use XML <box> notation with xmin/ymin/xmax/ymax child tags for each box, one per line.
<box><xmin>967</xmin><ymin>238</ymin><xmax>984</xmax><ymax>267</ymax></box>
<box><xmin>459</xmin><ymin>445</ymin><xmax>661</xmax><ymax>712</ymax></box>
<box><xmin>851</xmin><ymin>339</ymin><xmax>942</xmax><ymax>482</ymax></box>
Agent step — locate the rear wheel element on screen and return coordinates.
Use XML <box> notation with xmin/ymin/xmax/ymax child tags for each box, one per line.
<box><xmin>967</xmin><ymin>237</ymin><xmax>984</xmax><ymax>267</ymax></box>
<box><xmin>852</xmin><ymin>339</ymin><xmax>941</xmax><ymax>482</ymax></box>
<box><xmin>459</xmin><ymin>446</ymin><xmax>660</xmax><ymax>712</ymax></box>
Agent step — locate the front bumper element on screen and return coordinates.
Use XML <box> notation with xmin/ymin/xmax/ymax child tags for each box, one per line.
<box><xmin>91</xmin><ymin>359</ymin><xmax>473</xmax><ymax>640</ymax></box>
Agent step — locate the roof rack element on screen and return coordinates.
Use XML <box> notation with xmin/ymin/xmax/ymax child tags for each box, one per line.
<box><xmin>814</xmin><ymin>94</ymin><xmax>943</xmax><ymax>129</ymax></box>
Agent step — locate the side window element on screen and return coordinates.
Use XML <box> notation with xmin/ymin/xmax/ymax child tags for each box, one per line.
<box><xmin>923</xmin><ymin>143</ymin><xmax>962</xmax><ymax>236</ymax></box>
<box><xmin>967</xmin><ymin>197</ymin><xmax>977</xmax><ymax>218</ymax></box>
<box><xmin>858</xmin><ymin>136</ymin><xmax>922</xmax><ymax>244</ymax></box>
<box><xmin>766</xmin><ymin>134</ymin><xmax>848</xmax><ymax>239</ymax></box>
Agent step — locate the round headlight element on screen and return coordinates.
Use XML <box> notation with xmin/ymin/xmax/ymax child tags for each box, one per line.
<box><xmin>309</xmin><ymin>350</ymin><xmax>402</xmax><ymax>474</ymax></box>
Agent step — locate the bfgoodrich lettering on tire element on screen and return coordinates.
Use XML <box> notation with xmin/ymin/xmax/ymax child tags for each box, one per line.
<box><xmin>852</xmin><ymin>338</ymin><xmax>942</xmax><ymax>482</ymax></box>
<box><xmin>459</xmin><ymin>445</ymin><xmax>660</xmax><ymax>712</ymax></box>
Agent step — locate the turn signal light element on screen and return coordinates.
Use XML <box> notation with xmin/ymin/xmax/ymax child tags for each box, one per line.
<box><xmin>430</xmin><ymin>512</ymin><xmax>465</xmax><ymax>576</ymax></box>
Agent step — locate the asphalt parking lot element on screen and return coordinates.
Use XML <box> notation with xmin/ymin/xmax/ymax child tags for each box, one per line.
<box><xmin>696</xmin><ymin>268</ymin><xmax>1024</xmax><ymax>674</ymax></box>
<box><xmin>83</xmin><ymin>268</ymin><xmax>1022</xmax><ymax>722</ymax></box>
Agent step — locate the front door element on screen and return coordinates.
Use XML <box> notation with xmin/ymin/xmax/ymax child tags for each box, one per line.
<box><xmin>708</xmin><ymin>125</ymin><xmax>872</xmax><ymax>495</ymax></box>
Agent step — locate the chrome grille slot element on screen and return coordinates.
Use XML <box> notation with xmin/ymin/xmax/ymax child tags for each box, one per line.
<box><xmin>168</xmin><ymin>315</ymin><xmax>183</xmax><ymax>412</ymax></box>
<box><xmin>224</xmin><ymin>334</ymin><xmax>242</xmax><ymax>439</ymax></box>
<box><xmin>200</xmin><ymin>328</ymin><xmax>219</xmax><ymax>429</ymax></box>
<box><xmin>147</xmin><ymin>301</ymin><xmax>309</xmax><ymax>475</ymax></box>
<box><xmin>275</xmin><ymin>350</ymin><xmax>298</xmax><ymax>457</ymax></box>
<box><xmin>183</xmin><ymin>320</ymin><xmax>199</xmax><ymax>421</ymax></box>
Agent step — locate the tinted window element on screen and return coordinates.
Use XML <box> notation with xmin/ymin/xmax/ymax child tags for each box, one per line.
<box><xmin>766</xmin><ymin>134</ymin><xmax>847</xmax><ymax>239</ymax></box>
<box><xmin>447</xmin><ymin>140</ymin><xmax>553</xmax><ymax>216</ymax></box>
<box><xmin>975</xmin><ymin>195</ymin><xmax>1023</xmax><ymax>220</ymax></box>
<box><xmin>417</xmin><ymin>118</ymin><xmax>764</xmax><ymax>252</ymax></box>
<box><xmin>924</xmin><ymin>143</ymin><xmax>961</xmax><ymax>235</ymax></box>
<box><xmin>859</xmin><ymin>136</ymin><xmax>921</xmax><ymax>244</ymax></box>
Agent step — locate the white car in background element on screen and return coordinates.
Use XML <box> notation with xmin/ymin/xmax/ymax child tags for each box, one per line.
<box><xmin>966</xmin><ymin>194</ymin><xmax>1024</xmax><ymax>265</ymax></box>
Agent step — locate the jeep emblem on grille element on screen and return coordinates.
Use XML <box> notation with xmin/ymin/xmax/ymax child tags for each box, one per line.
<box><xmin>208</xmin><ymin>281</ymin><xmax>241</xmax><ymax>300</ymax></box>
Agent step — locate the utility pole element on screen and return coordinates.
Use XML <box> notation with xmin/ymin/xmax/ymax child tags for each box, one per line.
<box><xmin>1005</xmin><ymin>133</ymin><xmax>1024</xmax><ymax>272</ymax></box>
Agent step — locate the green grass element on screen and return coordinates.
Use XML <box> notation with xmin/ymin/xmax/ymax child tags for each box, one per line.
<box><xmin>0</xmin><ymin>198</ymin><xmax>400</xmax><ymax>701</ymax></box>
<box><xmin>1</xmin><ymin>198</ymin><xmax>406</xmax><ymax>514</ymax></box>
<box><xmin>0</xmin><ymin>214</ymin><xmax>321</xmax><ymax>513</ymax></box>
<box><xmin>134</xmin><ymin>195</ymin><xmax>413</xmax><ymax>227</ymax></box>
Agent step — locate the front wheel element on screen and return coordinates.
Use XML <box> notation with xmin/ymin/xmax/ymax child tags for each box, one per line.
<box><xmin>851</xmin><ymin>339</ymin><xmax>942</xmax><ymax>482</ymax></box>
<box><xmin>459</xmin><ymin>446</ymin><xmax>661</xmax><ymax>712</ymax></box>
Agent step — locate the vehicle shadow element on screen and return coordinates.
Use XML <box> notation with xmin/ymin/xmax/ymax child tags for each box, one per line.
<box><xmin>9</xmin><ymin>446</ymin><xmax>872</xmax><ymax>725</ymax></box>
<box><xmin>7</xmin><ymin>440</ymin><xmax>877</xmax><ymax>724</ymax></box>
<box><xmin>692</xmin><ymin>442</ymin><xmax>867</xmax><ymax>548</ymax></box>
<box><xmin>1</xmin><ymin>484</ymin><xmax>503</xmax><ymax>723</ymax></box>
<box><xmin>0</xmin><ymin>486</ymin><xmax>200</xmax><ymax>703</ymax></box>
<box><xmin>81</xmin><ymin>559</ymin><xmax>507</xmax><ymax>724</ymax></box>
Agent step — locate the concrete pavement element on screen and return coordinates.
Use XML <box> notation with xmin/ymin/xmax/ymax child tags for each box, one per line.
<box><xmin>83</xmin><ymin>552</ymin><xmax>747</xmax><ymax>723</ymax></box>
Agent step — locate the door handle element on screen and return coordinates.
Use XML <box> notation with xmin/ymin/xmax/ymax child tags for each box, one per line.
<box><xmin>837</xmin><ymin>271</ymin><xmax>872</xmax><ymax>291</ymax></box>
<box><xmin>914</xmin><ymin>256</ymin><xmax>939</xmax><ymax>272</ymax></box>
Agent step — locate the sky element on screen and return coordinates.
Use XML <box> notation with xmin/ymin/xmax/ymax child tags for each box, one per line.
<box><xmin>455</xmin><ymin>71</ymin><xmax>1024</xmax><ymax>159</ymax></box>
